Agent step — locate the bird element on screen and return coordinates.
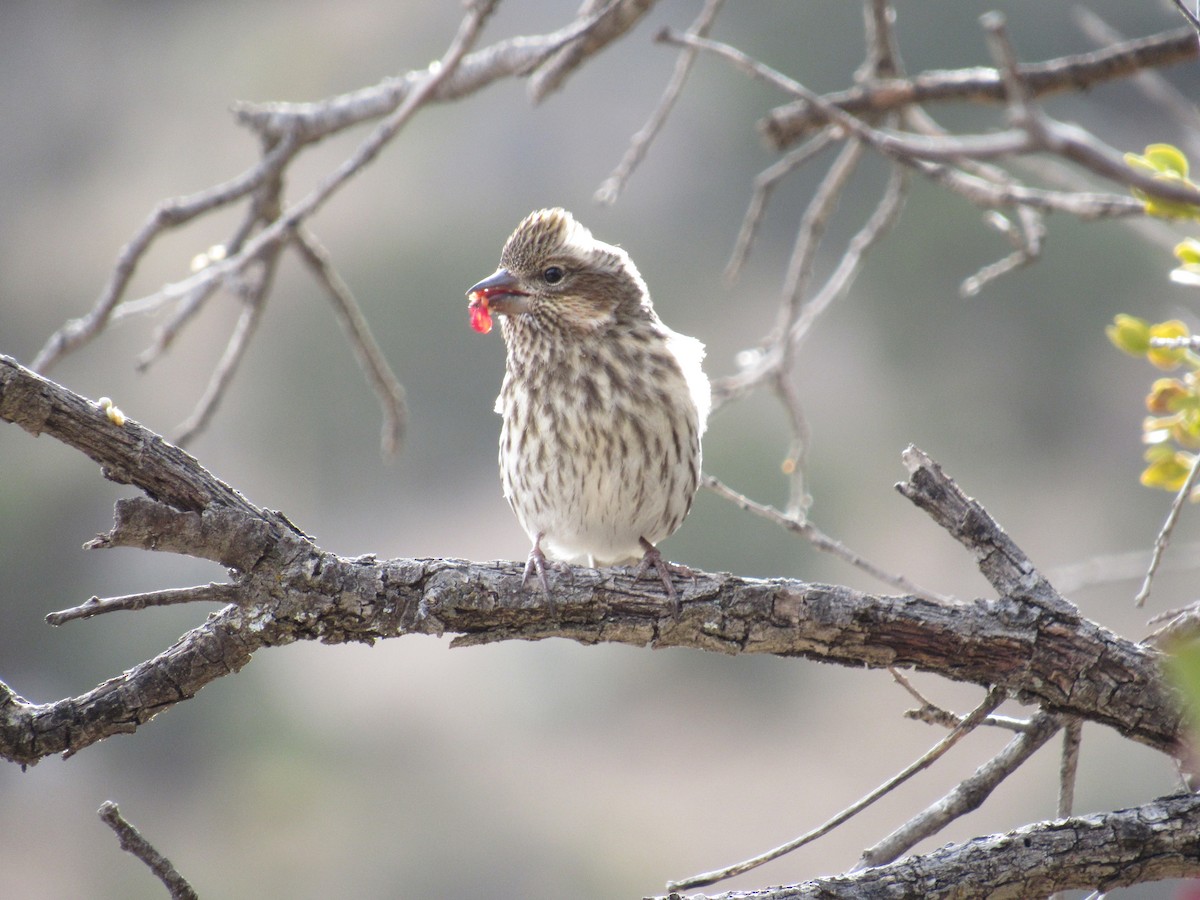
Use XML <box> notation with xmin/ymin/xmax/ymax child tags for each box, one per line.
<box><xmin>466</xmin><ymin>208</ymin><xmax>710</xmax><ymax>609</ymax></box>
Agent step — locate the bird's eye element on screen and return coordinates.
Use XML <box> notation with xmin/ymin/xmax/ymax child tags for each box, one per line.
<box><xmin>543</xmin><ymin>266</ymin><xmax>564</xmax><ymax>285</ymax></box>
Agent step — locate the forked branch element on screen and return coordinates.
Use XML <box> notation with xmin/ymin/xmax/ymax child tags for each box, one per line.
<box><xmin>0</xmin><ymin>355</ymin><xmax>1182</xmax><ymax>766</ymax></box>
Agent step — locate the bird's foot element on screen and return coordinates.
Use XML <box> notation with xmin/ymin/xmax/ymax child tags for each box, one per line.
<box><xmin>522</xmin><ymin>537</ymin><xmax>558</xmax><ymax>614</ymax></box>
<box><xmin>635</xmin><ymin>538</ymin><xmax>692</xmax><ymax>617</ymax></box>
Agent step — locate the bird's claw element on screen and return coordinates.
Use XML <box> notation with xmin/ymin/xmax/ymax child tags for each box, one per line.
<box><xmin>522</xmin><ymin>538</ymin><xmax>557</xmax><ymax>614</ymax></box>
<box><xmin>636</xmin><ymin>538</ymin><xmax>691</xmax><ymax>617</ymax></box>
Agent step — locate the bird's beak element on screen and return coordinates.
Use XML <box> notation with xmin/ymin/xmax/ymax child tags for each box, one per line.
<box><xmin>466</xmin><ymin>268</ymin><xmax>531</xmax><ymax>317</ymax></box>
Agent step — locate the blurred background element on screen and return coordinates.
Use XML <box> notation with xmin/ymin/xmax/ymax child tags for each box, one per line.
<box><xmin>1</xmin><ymin>1</ymin><xmax>1198</xmax><ymax>897</ymax></box>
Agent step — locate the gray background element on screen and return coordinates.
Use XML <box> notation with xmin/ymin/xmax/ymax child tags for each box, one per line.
<box><xmin>1</xmin><ymin>2</ymin><xmax>1197</xmax><ymax>897</ymax></box>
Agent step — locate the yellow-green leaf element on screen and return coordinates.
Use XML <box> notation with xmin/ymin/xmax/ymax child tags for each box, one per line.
<box><xmin>1106</xmin><ymin>314</ymin><xmax>1151</xmax><ymax>356</ymax></box>
<box><xmin>1176</xmin><ymin>238</ymin><xmax>1200</xmax><ymax>266</ymax></box>
<box><xmin>1164</xmin><ymin>638</ymin><xmax>1200</xmax><ymax>745</ymax></box>
<box><xmin>1148</xmin><ymin>320</ymin><xmax>1191</xmax><ymax>370</ymax></box>
<box><xmin>1144</xmin><ymin>143</ymin><xmax>1190</xmax><ymax>178</ymax></box>
<box><xmin>1141</xmin><ymin>447</ymin><xmax>1194</xmax><ymax>490</ymax></box>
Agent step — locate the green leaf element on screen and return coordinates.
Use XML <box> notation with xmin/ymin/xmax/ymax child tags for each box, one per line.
<box><xmin>1175</xmin><ymin>238</ymin><xmax>1200</xmax><ymax>266</ymax></box>
<box><xmin>1106</xmin><ymin>314</ymin><xmax>1151</xmax><ymax>356</ymax></box>
<box><xmin>1144</xmin><ymin>143</ymin><xmax>1190</xmax><ymax>178</ymax></box>
<box><xmin>1148</xmin><ymin>320</ymin><xmax>1190</xmax><ymax>370</ymax></box>
<box><xmin>1164</xmin><ymin>639</ymin><xmax>1200</xmax><ymax>745</ymax></box>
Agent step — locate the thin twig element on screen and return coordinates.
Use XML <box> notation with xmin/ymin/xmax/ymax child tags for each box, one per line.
<box><xmin>235</xmin><ymin>3</ymin><xmax>634</xmax><ymax>138</ymax></box>
<box><xmin>981</xmin><ymin>12</ymin><xmax>1044</xmax><ymax>139</ymax></box>
<box><xmin>528</xmin><ymin>0</ymin><xmax>656</xmax><ymax>102</ymax></box>
<box><xmin>660</xmin><ymin>28</ymin><xmax>1200</xmax><ymax>212</ymax></box>
<box><xmin>714</xmin><ymin>165</ymin><xmax>909</xmax><ymax>409</ymax></box>
<box><xmin>724</xmin><ymin>133</ymin><xmax>837</xmax><ymax>282</ymax></box>
<box><xmin>702</xmin><ymin>474</ymin><xmax>951</xmax><ymax>602</ymax></box>
<box><xmin>772</xmin><ymin>372</ymin><xmax>813</xmax><ymax>518</ymax></box>
<box><xmin>134</xmin><ymin>172</ymin><xmax>284</xmax><ymax>371</ymax></box>
<box><xmin>959</xmin><ymin>205</ymin><xmax>1044</xmax><ymax>297</ymax></box>
<box><xmin>1172</xmin><ymin>0</ymin><xmax>1200</xmax><ymax>37</ymax></box>
<box><xmin>898</xmin><ymin>104</ymin><xmax>1047</xmax><ymax>296</ymax></box>
<box><xmin>172</xmin><ymin>268</ymin><xmax>275</xmax><ymax>448</ymax></box>
<box><xmin>1058</xmin><ymin>717</ymin><xmax>1082</xmax><ymax>818</ymax></box>
<box><xmin>1144</xmin><ymin>600</ymin><xmax>1200</xmax><ymax>646</ymax></box>
<box><xmin>292</xmin><ymin>228</ymin><xmax>408</xmax><ymax>456</ymax></box>
<box><xmin>594</xmin><ymin>0</ymin><xmax>726</xmax><ymax>204</ymax></box>
<box><xmin>668</xmin><ymin>687</ymin><xmax>1007</xmax><ymax>891</ymax></box>
<box><xmin>787</xmin><ymin>164</ymin><xmax>908</xmax><ymax>349</ymax></box>
<box><xmin>860</xmin><ymin>0</ymin><xmax>904</xmax><ymax>80</ymax></box>
<box><xmin>888</xmin><ymin>668</ymin><xmax>1032</xmax><ymax>732</ymax></box>
<box><xmin>856</xmin><ymin>710</ymin><xmax>1063</xmax><ymax>869</ymax></box>
<box><xmin>47</xmin><ymin>583</ymin><xmax>243</xmax><ymax>626</ymax></box>
<box><xmin>1074</xmin><ymin>9</ymin><xmax>1200</xmax><ymax>160</ymax></box>
<box><xmin>779</xmin><ymin>139</ymin><xmax>867</xmax><ymax>365</ymax></box>
<box><xmin>30</xmin><ymin>134</ymin><xmax>299</xmax><ymax>374</ymax></box>
<box><xmin>98</xmin><ymin>802</ymin><xmax>198</xmax><ymax>900</ymax></box>
<box><xmin>133</xmin><ymin>280</ymin><xmax>225</xmax><ymax>371</ymax></box>
<box><xmin>1135</xmin><ymin>449</ymin><xmax>1200</xmax><ymax>607</ymax></box>
<box><xmin>759</xmin><ymin>26</ymin><xmax>1199</xmax><ymax>150</ymax></box>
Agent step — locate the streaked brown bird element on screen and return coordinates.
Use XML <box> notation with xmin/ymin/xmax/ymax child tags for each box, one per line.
<box><xmin>466</xmin><ymin>208</ymin><xmax>710</xmax><ymax>605</ymax></box>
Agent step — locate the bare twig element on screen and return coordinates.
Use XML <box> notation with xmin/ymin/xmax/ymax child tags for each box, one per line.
<box><xmin>35</xmin><ymin>0</ymin><xmax>643</xmax><ymax>453</ymax></box>
<box><xmin>1074</xmin><ymin>9</ymin><xmax>1200</xmax><ymax>159</ymax></box>
<box><xmin>959</xmin><ymin>205</ymin><xmax>1044</xmax><ymax>297</ymax></box>
<box><xmin>234</xmin><ymin>4</ymin><xmax>636</xmax><ymax>139</ymax></box>
<box><xmin>857</xmin><ymin>710</ymin><xmax>1063</xmax><ymax>869</ymax></box>
<box><xmin>702</xmin><ymin>474</ymin><xmax>951</xmax><ymax>602</ymax></box>
<box><xmin>668</xmin><ymin>687</ymin><xmax>1007</xmax><ymax>891</ymax></box>
<box><xmin>724</xmin><ymin>134</ymin><xmax>837</xmax><ymax>282</ymax></box>
<box><xmin>779</xmin><ymin>140</ymin><xmax>867</xmax><ymax>361</ymax></box>
<box><xmin>1144</xmin><ymin>599</ymin><xmax>1200</xmax><ymax>646</ymax></box>
<box><xmin>47</xmin><ymin>583</ymin><xmax>242</xmax><ymax>626</ymax></box>
<box><xmin>860</xmin><ymin>0</ymin><xmax>904</xmax><ymax>80</ymax></box>
<box><xmin>981</xmin><ymin>12</ymin><xmax>1044</xmax><ymax>138</ymax></box>
<box><xmin>99</xmin><ymin>802</ymin><xmax>198</xmax><ymax>900</ymax></box>
<box><xmin>292</xmin><ymin>228</ymin><xmax>408</xmax><ymax>456</ymax></box>
<box><xmin>660</xmin><ymin>28</ymin><xmax>1200</xmax><ymax>212</ymax></box>
<box><xmin>1135</xmin><ymin>449</ymin><xmax>1200</xmax><ymax>607</ymax></box>
<box><xmin>889</xmin><ymin>668</ymin><xmax>1033</xmax><ymax>732</ymax></box>
<box><xmin>172</xmin><ymin>256</ymin><xmax>278</xmax><ymax>448</ymax></box>
<box><xmin>528</xmin><ymin>0</ymin><xmax>656</xmax><ymax>102</ymax></box>
<box><xmin>788</xmin><ymin>164</ymin><xmax>908</xmax><ymax>349</ymax></box>
<box><xmin>594</xmin><ymin>0</ymin><xmax>726</xmax><ymax>204</ymax></box>
<box><xmin>772</xmin><ymin>371</ymin><xmax>813</xmax><ymax>517</ymax></box>
<box><xmin>31</xmin><ymin>135</ymin><xmax>300</xmax><ymax>374</ymax></box>
<box><xmin>760</xmin><ymin>27</ymin><xmax>1199</xmax><ymax>150</ymax></box>
<box><xmin>133</xmin><ymin>162</ymin><xmax>286</xmax><ymax>372</ymax></box>
<box><xmin>1059</xmin><ymin>717</ymin><xmax>1083</xmax><ymax>818</ymax></box>
<box><xmin>714</xmin><ymin>165</ymin><xmax>909</xmax><ymax>409</ymax></box>
<box><xmin>1172</xmin><ymin>0</ymin><xmax>1200</xmax><ymax>37</ymax></box>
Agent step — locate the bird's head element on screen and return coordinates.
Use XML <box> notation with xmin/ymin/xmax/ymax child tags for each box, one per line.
<box><xmin>467</xmin><ymin>208</ymin><xmax>650</xmax><ymax>336</ymax></box>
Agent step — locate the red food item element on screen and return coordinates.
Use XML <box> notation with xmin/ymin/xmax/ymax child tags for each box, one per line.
<box><xmin>468</xmin><ymin>291</ymin><xmax>493</xmax><ymax>334</ymax></box>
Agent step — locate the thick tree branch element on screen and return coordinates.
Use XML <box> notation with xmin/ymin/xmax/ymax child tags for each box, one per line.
<box><xmin>0</xmin><ymin>355</ymin><xmax>1183</xmax><ymax>766</ymax></box>
<box><xmin>659</xmin><ymin>791</ymin><xmax>1200</xmax><ymax>900</ymax></box>
<box><xmin>759</xmin><ymin>27</ymin><xmax>1199</xmax><ymax>150</ymax></box>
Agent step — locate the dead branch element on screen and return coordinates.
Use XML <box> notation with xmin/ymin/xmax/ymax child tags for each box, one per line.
<box><xmin>759</xmin><ymin>27</ymin><xmax>1198</xmax><ymax>151</ymax></box>
<box><xmin>98</xmin><ymin>802</ymin><xmax>198</xmax><ymax>900</ymax></box>
<box><xmin>0</xmin><ymin>355</ymin><xmax>1182</xmax><ymax>767</ymax></box>
<box><xmin>29</xmin><ymin>0</ymin><xmax>651</xmax><ymax>454</ymax></box>
<box><xmin>656</xmin><ymin>791</ymin><xmax>1200</xmax><ymax>900</ymax></box>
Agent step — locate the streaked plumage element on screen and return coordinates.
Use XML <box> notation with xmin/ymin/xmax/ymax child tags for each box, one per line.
<box><xmin>467</xmin><ymin>208</ymin><xmax>709</xmax><ymax>604</ymax></box>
